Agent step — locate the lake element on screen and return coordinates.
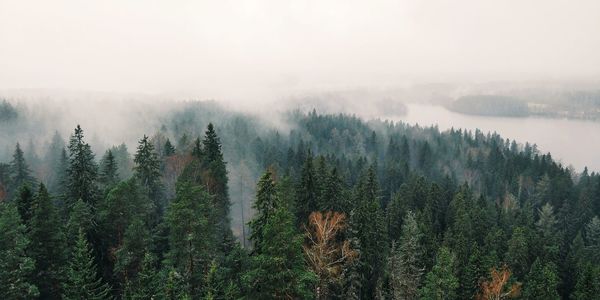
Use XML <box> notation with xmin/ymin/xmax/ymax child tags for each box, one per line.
<box><xmin>395</xmin><ymin>104</ymin><xmax>600</xmax><ymax>172</ymax></box>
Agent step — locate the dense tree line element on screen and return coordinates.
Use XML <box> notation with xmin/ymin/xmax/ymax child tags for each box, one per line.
<box><xmin>0</xmin><ymin>104</ymin><xmax>599</xmax><ymax>299</ymax></box>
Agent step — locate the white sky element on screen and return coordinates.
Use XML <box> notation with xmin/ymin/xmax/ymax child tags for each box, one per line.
<box><xmin>1</xmin><ymin>0</ymin><xmax>600</xmax><ymax>99</ymax></box>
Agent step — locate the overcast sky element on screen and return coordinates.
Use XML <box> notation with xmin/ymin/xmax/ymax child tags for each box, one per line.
<box><xmin>1</xmin><ymin>0</ymin><xmax>600</xmax><ymax>99</ymax></box>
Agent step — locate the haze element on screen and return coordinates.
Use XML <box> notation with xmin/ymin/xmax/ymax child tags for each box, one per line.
<box><xmin>2</xmin><ymin>0</ymin><xmax>600</xmax><ymax>100</ymax></box>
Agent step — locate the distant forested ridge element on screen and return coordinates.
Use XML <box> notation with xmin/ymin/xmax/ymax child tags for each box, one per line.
<box><xmin>447</xmin><ymin>91</ymin><xmax>600</xmax><ymax>121</ymax></box>
<box><xmin>447</xmin><ymin>95</ymin><xmax>530</xmax><ymax>117</ymax></box>
<box><xmin>0</xmin><ymin>100</ymin><xmax>599</xmax><ymax>299</ymax></box>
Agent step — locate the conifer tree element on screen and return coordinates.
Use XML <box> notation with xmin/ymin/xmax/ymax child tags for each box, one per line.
<box><xmin>122</xmin><ymin>252</ymin><xmax>160</xmax><ymax>300</ymax></box>
<box><xmin>65</xmin><ymin>199</ymin><xmax>94</xmax><ymax>247</ymax></box>
<box><xmin>349</xmin><ymin>167</ymin><xmax>387</xmax><ymax>298</ymax></box>
<box><xmin>8</xmin><ymin>142</ymin><xmax>35</xmax><ymax>196</ymax></box>
<box><xmin>114</xmin><ymin>218</ymin><xmax>150</xmax><ymax>291</ymax></box>
<box><xmin>165</xmin><ymin>181</ymin><xmax>215</xmax><ymax>297</ymax></box>
<box><xmin>249</xmin><ymin>171</ymin><xmax>279</xmax><ymax>248</ymax></box>
<box><xmin>419</xmin><ymin>247</ymin><xmax>459</xmax><ymax>300</ymax></box>
<box><xmin>15</xmin><ymin>184</ymin><xmax>34</xmax><ymax>226</ymax></box>
<box><xmin>296</xmin><ymin>154</ymin><xmax>319</xmax><ymax>224</ymax></box>
<box><xmin>99</xmin><ymin>150</ymin><xmax>119</xmax><ymax>190</ymax></box>
<box><xmin>29</xmin><ymin>184</ymin><xmax>66</xmax><ymax>299</ymax></box>
<box><xmin>133</xmin><ymin>135</ymin><xmax>162</xmax><ymax>215</ymax></box>
<box><xmin>570</xmin><ymin>262</ymin><xmax>600</xmax><ymax>300</ymax></box>
<box><xmin>0</xmin><ymin>203</ymin><xmax>39</xmax><ymax>299</ymax></box>
<box><xmin>522</xmin><ymin>258</ymin><xmax>560</xmax><ymax>300</ymax></box>
<box><xmin>63</xmin><ymin>229</ymin><xmax>111</xmax><ymax>300</ymax></box>
<box><xmin>201</xmin><ymin>123</ymin><xmax>231</xmax><ymax>244</ymax></box>
<box><xmin>389</xmin><ymin>211</ymin><xmax>424</xmax><ymax>300</ymax></box>
<box><xmin>164</xmin><ymin>139</ymin><xmax>176</xmax><ymax>156</ymax></box>
<box><xmin>66</xmin><ymin>125</ymin><xmax>99</xmax><ymax>207</ymax></box>
<box><xmin>245</xmin><ymin>196</ymin><xmax>316</xmax><ymax>299</ymax></box>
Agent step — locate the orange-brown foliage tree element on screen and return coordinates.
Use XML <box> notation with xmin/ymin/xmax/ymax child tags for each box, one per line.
<box><xmin>303</xmin><ymin>211</ymin><xmax>357</xmax><ymax>300</ymax></box>
<box><xmin>476</xmin><ymin>265</ymin><xmax>521</xmax><ymax>300</ymax></box>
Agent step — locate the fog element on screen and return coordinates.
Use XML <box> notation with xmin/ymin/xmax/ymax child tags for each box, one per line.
<box><xmin>2</xmin><ymin>0</ymin><xmax>600</xmax><ymax>174</ymax></box>
<box><xmin>1</xmin><ymin>0</ymin><xmax>600</xmax><ymax>101</ymax></box>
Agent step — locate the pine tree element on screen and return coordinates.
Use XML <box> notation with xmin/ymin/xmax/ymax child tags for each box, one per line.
<box><xmin>584</xmin><ymin>216</ymin><xmax>600</xmax><ymax>264</ymax></box>
<box><xmin>63</xmin><ymin>229</ymin><xmax>111</xmax><ymax>300</ymax></box>
<box><xmin>249</xmin><ymin>171</ymin><xmax>279</xmax><ymax>249</ymax></box>
<box><xmin>65</xmin><ymin>199</ymin><xmax>94</xmax><ymax>247</ymax></box>
<box><xmin>15</xmin><ymin>184</ymin><xmax>35</xmax><ymax>226</ymax></box>
<box><xmin>165</xmin><ymin>181</ymin><xmax>215</xmax><ymax>297</ymax></box>
<box><xmin>0</xmin><ymin>203</ymin><xmax>39</xmax><ymax>299</ymax></box>
<box><xmin>122</xmin><ymin>252</ymin><xmax>159</xmax><ymax>299</ymax></box>
<box><xmin>349</xmin><ymin>167</ymin><xmax>387</xmax><ymax>299</ymax></box>
<box><xmin>535</xmin><ymin>203</ymin><xmax>559</xmax><ymax>262</ymax></box>
<box><xmin>389</xmin><ymin>211</ymin><xmax>424</xmax><ymax>300</ymax></box>
<box><xmin>522</xmin><ymin>258</ymin><xmax>559</xmax><ymax>300</ymax></box>
<box><xmin>164</xmin><ymin>139</ymin><xmax>176</xmax><ymax>156</ymax></box>
<box><xmin>201</xmin><ymin>123</ymin><xmax>231</xmax><ymax>245</ymax></box>
<box><xmin>114</xmin><ymin>218</ymin><xmax>150</xmax><ymax>291</ymax></box>
<box><xmin>29</xmin><ymin>184</ymin><xmax>66</xmax><ymax>299</ymax></box>
<box><xmin>133</xmin><ymin>135</ymin><xmax>163</xmax><ymax>217</ymax></box>
<box><xmin>419</xmin><ymin>247</ymin><xmax>459</xmax><ymax>300</ymax></box>
<box><xmin>244</xmin><ymin>197</ymin><xmax>316</xmax><ymax>299</ymax></box>
<box><xmin>506</xmin><ymin>226</ymin><xmax>531</xmax><ymax>279</ymax></box>
<box><xmin>296</xmin><ymin>154</ymin><xmax>319</xmax><ymax>224</ymax></box>
<box><xmin>66</xmin><ymin>125</ymin><xmax>99</xmax><ymax>207</ymax></box>
<box><xmin>134</xmin><ymin>135</ymin><xmax>161</xmax><ymax>193</ymax></box>
<box><xmin>570</xmin><ymin>262</ymin><xmax>600</xmax><ymax>300</ymax></box>
<box><xmin>99</xmin><ymin>150</ymin><xmax>119</xmax><ymax>190</ymax></box>
<box><xmin>8</xmin><ymin>142</ymin><xmax>35</xmax><ymax>196</ymax></box>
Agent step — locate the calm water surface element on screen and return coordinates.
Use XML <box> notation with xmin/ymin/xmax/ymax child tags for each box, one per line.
<box><xmin>395</xmin><ymin>104</ymin><xmax>600</xmax><ymax>172</ymax></box>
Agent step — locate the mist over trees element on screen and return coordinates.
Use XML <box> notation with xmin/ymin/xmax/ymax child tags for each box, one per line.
<box><xmin>0</xmin><ymin>98</ymin><xmax>599</xmax><ymax>299</ymax></box>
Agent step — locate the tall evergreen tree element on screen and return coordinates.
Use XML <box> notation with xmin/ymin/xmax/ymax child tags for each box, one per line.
<box><xmin>8</xmin><ymin>143</ymin><xmax>35</xmax><ymax>196</ymax></box>
<box><xmin>63</xmin><ymin>229</ymin><xmax>111</xmax><ymax>300</ymax></box>
<box><xmin>245</xmin><ymin>171</ymin><xmax>316</xmax><ymax>298</ymax></box>
<box><xmin>66</xmin><ymin>125</ymin><xmax>99</xmax><ymax>207</ymax></box>
<box><xmin>296</xmin><ymin>154</ymin><xmax>319</xmax><ymax>224</ymax></box>
<box><xmin>164</xmin><ymin>139</ymin><xmax>176</xmax><ymax>156</ymax></box>
<box><xmin>522</xmin><ymin>258</ymin><xmax>560</xmax><ymax>300</ymax></box>
<box><xmin>419</xmin><ymin>247</ymin><xmax>459</xmax><ymax>300</ymax></box>
<box><xmin>349</xmin><ymin>167</ymin><xmax>387</xmax><ymax>298</ymax></box>
<box><xmin>201</xmin><ymin>123</ymin><xmax>232</xmax><ymax>245</ymax></box>
<box><xmin>99</xmin><ymin>150</ymin><xmax>119</xmax><ymax>190</ymax></box>
<box><xmin>0</xmin><ymin>203</ymin><xmax>39</xmax><ymax>299</ymax></box>
<box><xmin>165</xmin><ymin>181</ymin><xmax>215</xmax><ymax>297</ymax></box>
<box><xmin>389</xmin><ymin>211</ymin><xmax>424</xmax><ymax>300</ymax></box>
<box><xmin>28</xmin><ymin>184</ymin><xmax>66</xmax><ymax>299</ymax></box>
<box><xmin>15</xmin><ymin>184</ymin><xmax>35</xmax><ymax>226</ymax></box>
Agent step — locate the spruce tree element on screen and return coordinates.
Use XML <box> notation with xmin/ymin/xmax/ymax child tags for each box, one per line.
<box><xmin>0</xmin><ymin>203</ymin><xmax>39</xmax><ymax>299</ymax></box>
<box><xmin>201</xmin><ymin>123</ymin><xmax>231</xmax><ymax>245</ymax></box>
<box><xmin>122</xmin><ymin>252</ymin><xmax>159</xmax><ymax>299</ymax></box>
<box><xmin>15</xmin><ymin>184</ymin><xmax>35</xmax><ymax>226</ymax></box>
<box><xmin>165</xmin><ymin>181</ymin><xmax>215</xmax><ymax>297</ymax></box>
<box><xmin>349</xmin><ymin>167</ymin><xmax>387</xmax><ymax>298</ymax></box>
<box><xmin>522</xmin><ymin>258</ymin><xmax>560</xmax><ymax>300</ymax></box>
<box><xmin>8</xmin><ymin>142</ymin><xmax>35</xmax><ymax>196</ymax></box>
<box><xmin>389</xmin><ymin>211</ymin><xmax>424</xmax><ymax>300</ymax></box>
<box><xmin>245</xmin><ymin>172</ymin><xmax>316</xmax><ymax>298</ymax></box>
<box><xmin>296</xmin><ymin>154</ymin><xmax>319</xmax><ymax>224</ymax></box>
<box><xmin>419</xmin><ymin>247</ymin><xmax>459</xmax><ymax>300</ymax></box>
<box><xmin>63</xmin><ymin>229</ymin><xmax>111</xmax><ymax>300</ymax></box>
<box><xmin>164</xmin><ymin>139</ymin><xmax>176</xmax><ymax>156</ymax></box>
<box><xmin>99</xmin><ymin>150</ymin><xmax>119</xmax><ymax>190</ymax></box>
<box><xmin>66</xmin><ymin>125</ymin><xmax>99</xmax><ymax>207</ymax></box>
<box><xmin>29</xmin><ymin>184</ymin><xmax>66</xmax><ymax>299</ymax></box>
<box><xmin>249</xmin><ymin>171</ymin><xmax>279</xmax><ymax>249</ymax></box>
<box><xmin>133</xmin><ymin>135</ymin><xmax>161</xmax><ymax>196</ymax></box>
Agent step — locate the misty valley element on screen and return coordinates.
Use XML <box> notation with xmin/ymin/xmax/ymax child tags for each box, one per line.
<box><xmin>2</xmin><ymin>0</ymin><xmax>600</xmax><ymax>299</ymax></box>
<box><xmin>0</xmin><ymin>97</ymin><xmax>599</xmax><ymax>300</ymax></box>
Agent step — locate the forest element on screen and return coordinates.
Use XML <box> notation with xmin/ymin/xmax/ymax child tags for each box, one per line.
<box><xmin>0</xmin><ymin>100</ymin><xmax>599</xmax><ymax>300</ymax></box>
